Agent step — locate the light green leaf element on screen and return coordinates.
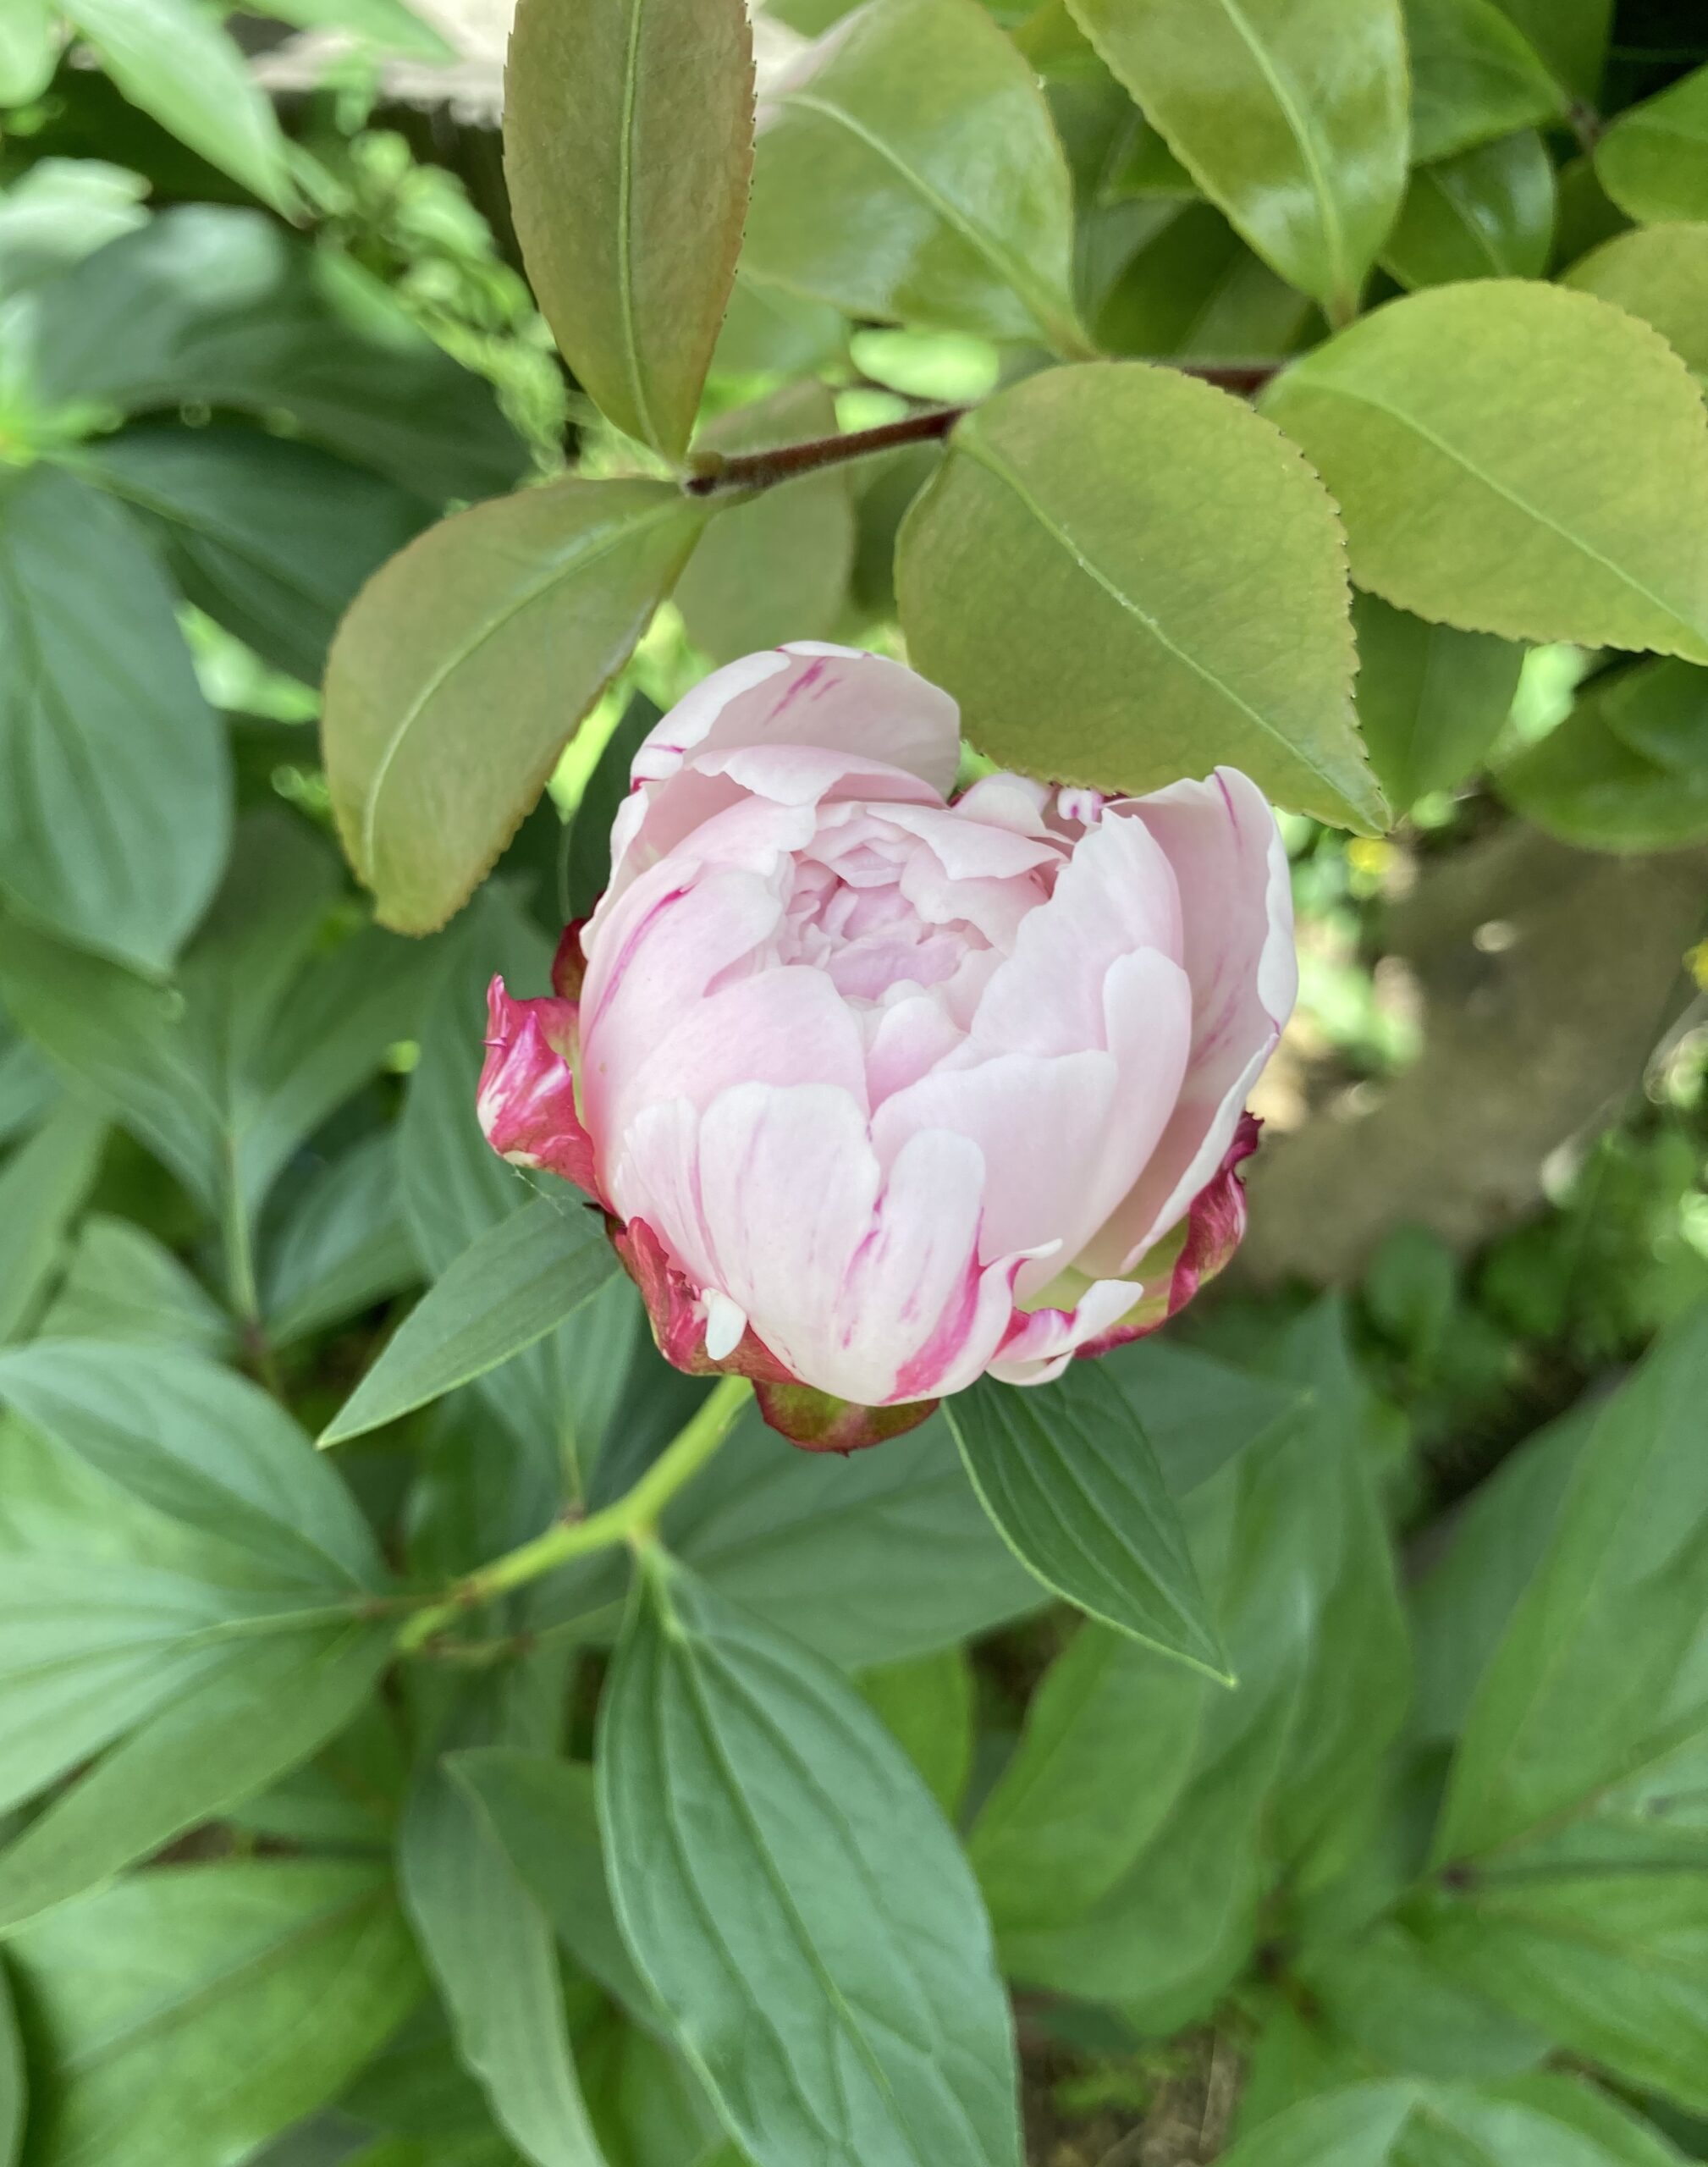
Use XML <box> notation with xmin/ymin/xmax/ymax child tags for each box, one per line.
<box><xmin>63</xmin><ymin>0</ymin><xmax>293</xmax><ymax>211</ymax></box>
<box><xmin>563</xmin><ymin>692</ymin><xmax>660</xmax><ymax>922</ymax></box>
<box><xmin>401</xmin><ymin>1748</ymin><xmax>609</xmax><ymax>2167</ymax></box>
<box><xmin>947</xmin><ymin>1365</ymin><xmax>1226</xmax><ymax>1674</ymax></box>
<box><xmin>1220</xmin><ymin>2076</ymin><xmax>1689</xmax><ymax>2167</ymax></box>
<box><xmin>323</xmin><ymin>477</ymin><xmax>706</xmax><ymax>933</ymax></box>
<box><xmin>855</xmin><ymin>1646</ymin><xmax>975</xmax><ymax>1814</ymax></box>
<box><xmin>82</xmin><ymin>422</ymin><xmax>433</xmax><ymax>686</ymax></box>
<box><xmin>7</xmin><ymin>207</ymin><xmax>525</xmax><ymax>501</ymax></box>
<box><xmin>710</xmin><ymin>268</ymin><xmax>846</xmax><ymax>383</ymax></box>
<box><xmin>5</xmin><ymin>1861</ymin><xmax>422</xmax><ymax>2167</ymax></box>
<box><xmin>1382</xmin><ymin>130</ymin><xmax>1556</xmax><ymax>287</ymax></box>
<box><xmin>1066</xmin><ymin>0</ymin><xmax>1410</xmax><ymax>321</ymax></box>
<box><xmin>0</xmin><ymin>163</ymin><xmax>147</xmax><ymax>301</ymax></box>
<box><xmin>321</xmin><ymin>1196</ymin><xmax>619</xmax><ymax>1447</ymax></box>
<box><xmin>1489</xmin><ymin>0</ymin><xmax>1610</xmax><ymax>102</ymax></box>
<box><xmin>0</xmin><ymin>1103</ymin><xmax>104</xmax><ymax>1343</ymax></box>
<box><xmin>1093</xmin><ymin>199</ymin><xmax>1320</xmax><ymax>361</ymax></box>
<box><xmin>504</xmin><ymin>0</ymin><xmax>752</xmax><ymax>461</ymax></box>
<box><xmin>1264</xmin><ymin>280</ymin><xmax>1708</xmax><ymax>658</ymax></box>
<box><xmin>0</xmin><ymin>465</ymin><xmax>229</xmax><ymax>973</ymax></box>
<box><xmin>1563</xmin><ymin>220</ymin><xmax>1708</xmax><ymax>378</ymax></box>
<box><xmin>676</xmin><ymin>381</ymin><xmax>856</xmax><ymax>661</ymax></box>
<box><xmin>261</xmin><ymin>0</ymin><xmax>455</xmax><ymax>58</ymax></box>
<box><xmin>1352</xmin><ymin>589</ymin><xmax>1523</xmax><ymax>805</ymax></box>
<box><xmin>897</xmin><ymin>361</ymin><xmax>1384</xmax><ymax>830</ymax></box>
<box><xmin>1403</xmin><ymin>0</ymin><xmax>1567</xmax><ymax>163</ymax></box>
<box><xmin>262</xmin><ymin>1133</ymin><xmax>421</xmax><ymax>1348</ymax></box>
<box><xmin>1598</xmin><ymin>64</ymin><xmax>1708</xmax><ymax>227</ymax></box>
<box><xmin>1495</xmin><ymin>657</ymin><xmax>1708</xmax><ymax>849</ymax></box>
<box><xmin>0</xmin><ymin>1</ymin><xmax>59</xmax><ymax>111</ymax></box>
<box><xmin>37</xmin><ymin>1214</ymin><xmax>233</xmax><ymax>1356</ymax></box>
<box><xmin>743</xmin><ymin>0</ymin><xmax>1084</xmax><ymax>353</ymax></box>
<box><xmin>598</xmin><ymin>1557</ymin><xmax>1022</xmax><ymax>2167</ymax></box>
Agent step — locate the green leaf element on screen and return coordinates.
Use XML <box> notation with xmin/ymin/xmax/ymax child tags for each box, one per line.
<box><xmin>37</xmin><ymin>1214</ymin><xmax>233</xmax><ymax>1356</ymax></box>
<box><xmin>947</xmin><ymin>1365</ymin><xmax>1225</xmax><ymax>1673</ymax></box>
<box><xmin>6</xmin><ymin>207</ymin><xmax>525</xmax><ymax>501</ymax></box>
<box><xmin>504</xmin><ymin>0</ymin><xmax>752</xmax><ymax>462</ymax></box>
<box><xmin>321</xmin><ymin>1196</ymin><xmax>619</xmax><ymax>1447</ymax></box>
<box><xmin>742</xmin><ymin>0</ymin><xmax>1084</xmax><ymax>353</ymax></box>
<box><xmin>62</xmin><ymin>0</ymin><xmax>292</xmax><ymax>211</ymax></box>
<box><xmin>1066</xmin><ymin>0</ymin><xmax>1410</xmax><ymax>322</ymax></box>
<box><xmin>322</xmin><ymin>477</ymin><xmax>706</xmax><ymax>933</ymax></box>
<box><xmin>1563</xmin><ymin>220</ymin><xmax>1708</xmax><ymax>378</ymax></box>
<box><xmin>1403</xmin><ymin>0</ymin><xmax>1567</xmax><ymax>163</ymax></box>
<box><xmin>0</xmin><ymin>1103</ymin><xmax>104</xmax><ymax>1343</ymax></box>
<box><xmin>710</xmin><ymin>268</ymin><xmax>847</xmax><ymax>383</ymax></box>
<box><xmin>855</xmin><ymin>1646</ymin><xmax>975</xmax><ymax>1814</ymax></box>
<box><xmin>1488</xmin><ymin>0</ymin><xmax>1610</xmax><ymax>102</ymax></box>
<box><xmin>5</xmin><ymin>1861</ymin><xmax>422</xmax><ymax>2167</ymax></box>
<box><xmin>1219</xmin><ymin>2076</ymin><xmax>1689</xmax><ymax>2167</ymax></box>
<box><xmin>897</xmin><ymin>361</ymin><xmax>1384</xmax><ymax>831</ymax></box>
<box><xmin>598</xmin><ymin>1556</ymin><xmax>1022</xmax><ymax>2167</ymax></box>
<box><xmin>0</xmin><ymin>1963</ymin><xmax>18</xmax><ymax>2167</ymax></box>
<box><xmin>1263</xmin><ymin>280</ymin><xmax>1708</xmax><ymax>659</ymax></box>
<box><xmin>563</xmin><ymin>692</ymin><xmax>661</xmax><ymax>922</ymax></box>
<box><xmin>1382</xmin><ymin>131</ymin><xmax>1556</xmax><ymax>287</ymax></box>
<box><xmin>0</xmin><ymin>2</ymin><xmax>58</xmax><ymax>111</ymax></box>
<box><xmin>260</xmin><ymin>0</ymin><xmax>455</xmax><ymax>58</ymax></box>
<box><xmin>1495</xmin><ymin>658</ymin><xmax>1708</xmax><ymax>850</ymax></box>
<box><xmin>262</xmin><ymin>1133</ymin><xmax>420</xmax><ymax>1348</ymax></box>
<box><xmin>1093</xmin><ymin>199</ymin><xmax>1320</xmax><ymax>362</ymax></box>
<box><xmin>400</xmin><ymin>1745</ymin><xmax>609</xmax><ymax>2167</ymax></box>
<box><xmin>0</xmin><ymin>162</ymin><xmax>147</xmax><ymax>300</ymax></box>
<box><xmin>1598</xmin><ymin>65</ymin><xmax>1708</xmax><ymax>227</ymax></box>
<box><xmin>82</xmin><ymin>422</ymin><xmax>433</xmax><ymax>685</ymax></box>
<box><xmin>0</xmin><ymin>465</ymin><xmax>229</xmax><ymax>973</ymax></box>
<box><xmin>675</xmin><ymin>382</ymin><xmax>856</xmax><ymax>662</ymax></box>
<box><xmin>1352</xmin><ymin>590</ymin><xmax>1523</xmax><ymax>805</ymax></box>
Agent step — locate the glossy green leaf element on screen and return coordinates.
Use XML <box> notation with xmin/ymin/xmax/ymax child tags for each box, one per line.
<box><xmin>0</xmin><ymin>0</ymin><xmax>58</xmax><ymax>108</ymax></box>
<box><xmin>1093</xmin><ymin>198</ymin><xmax>1320</xmax><ymax>360</ymax></box>
<box><xmin>1264</xmin><ymin>280</ymin><xmax>1708</xmax><ymax>658</ymax></box>
<box><xmin>6</xmin><ymin>1861</ymin><xmax>422</xmax><ymax>2167</ymax></box>
<box><xmin>83</xmin><ymin>422</ymin><xmax>433</xmax><ymax>685</ymax></box>
<box><xmin>5</xmin><ymin>207</ymin><xmax>525</xmax><ymax>501</ymax></box>
<box><xmin>898</xmin><ymin>361</ymin><xmax>1383</xmax><ymax>830</ymax></box>
<box><xmin>1219</xmin><ymin>2076</ymin><xmax>1688</xmax><ymax>2167</ymax></box>
<box><xmin>743</xmin><ymin>0</ymin><xmax>1084</xmax><ymax>352</ymax></box>
<box><xmin>401</xmin><ymin>1747</ymin><xmax>609</xmax><ymax>2167</ymax></box>
<box><xmin>0</xmin><ymin>465</ymin><xmax>229</xmax><ymax>973</ymax></box>
<box><xmin>1496</xmin><ymin>658</ymin><xmax>1708</xmax><ymax>849</ymax></box>
<box><xmin>676</xmin><ymin>382</ymin><xmax>856</xmax><ymax>661</ymax></box>
<box><xmin>855</xmin><ymin>1646</ymin><xmax>975</xmax><ymax>1815</ymax></box>
<box><xmin>1404</xmin><ymin>0</ymin><xmax>1567</xmax><ymax>163</ymax></box>
<box><xmin>38</xmin><ymin>1215</ymin><xmax>232</xmax><ymax>1355</ymax></box>
<box><xmin>1563</xmin><ymin>220</ymin><xmax>1708</xmax><ymax>378</ymax></box>
<box><xmin>505</xmin><ymin>0</ymin><xmax>751</xmax><ymax>462</ymax></box>
<box><xmin>63</xmin><ymin>0</ymin><xmax>292</xmax><ymax>211</ymax></box>
<box><xmin>321</xmin><ymin>1196</ymin><xmax>619</xmax><ymax>1447</ymax></box>
<box><xmin>1598</xmin><ymin>64</ymin><xmax>1708</xmax><ymax>227</ymax></box>
<box><xmin>1066</xmin><ymin>0</ymin><xmax>1410</xmax><ymax>321</ymax></box>
<box><xmin>598</xmin><ymin>1556</ymin><xmax>1022</xmax><ymax>2167</ymax></box>
<box><xmin>947</xmin><ymin>1365</ymin><xmax>1226</xmax><ymax>1674</ymax></box>
<box><xmin>1382</xmin><ymin>130</ymin><xmax>1556</xmax><ymax>287</ymax></box>
<box><xmin>0</xmin><ymin>1103</ymin><xmax>104</xmax><ymax>1343</ymax></box>
<box><xmin>1489</xmin><ymin>0</ymin><xmax>1610</xmax><ymax>102</ymax></box>
<box><xmin>323</xmin><ymin>477</ymin><xmax>705</xmax><ymax>932</ymax></box>
<box><xmin>1352</xmin><ymin>590</ymin><xmax>1523</xmax><ymax>804</ymax></box>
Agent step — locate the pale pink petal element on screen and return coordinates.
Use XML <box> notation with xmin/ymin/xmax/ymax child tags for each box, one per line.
<box><xmin>1078</xmin><ymin>770</ymin><xmax>1294</xmax><ymax>1274</ymax></box>
<box><xmin>988</xmin><ymin>1277</ymin><xmax>1149</xmax><ymax>1387</ymax></box>
<box><xmin>862</xmin><ymin>992</ymin><xmax>966</xmax><ymax>1106</ymax></box>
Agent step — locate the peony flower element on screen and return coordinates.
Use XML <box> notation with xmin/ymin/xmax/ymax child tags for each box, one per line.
<box><xmin>479</xmin><ymin>644</ymin><xmax>1296</xmax><ymax>1449</ymax></box>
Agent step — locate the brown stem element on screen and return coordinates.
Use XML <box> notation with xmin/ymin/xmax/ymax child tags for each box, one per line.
<box><xmin>682</xmin><ymin>358</ymin><xmax>1287</xmax><ymax>499</ymax></box>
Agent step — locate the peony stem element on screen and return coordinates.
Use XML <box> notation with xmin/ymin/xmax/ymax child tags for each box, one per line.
<box><xmin>395</xmin><ymin>1373</ymin><xmax>752</xmax><ymax>1653</ymax></box>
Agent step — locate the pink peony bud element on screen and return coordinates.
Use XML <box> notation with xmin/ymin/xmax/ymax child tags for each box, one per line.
<box><xmin>477</xmin><ymin>643</ymin><xmax>1297</xmax><ymax>1449</ymax></box>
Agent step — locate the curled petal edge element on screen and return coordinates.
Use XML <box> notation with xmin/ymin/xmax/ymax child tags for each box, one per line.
<box><xmin>476</xmin><ymin>977</ymin><xmax>603</xmax><ymax>1200</ymax></box>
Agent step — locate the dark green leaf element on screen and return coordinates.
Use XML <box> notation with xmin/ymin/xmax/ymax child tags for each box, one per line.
<box><xmin>1563</xmin><ymin>220</ymin><xmax>1708</xmax><ymax>378</ymax></box>
<box><xmin>83</xmin><ymin>422</ymin><xmax>433</xmax><ymax>685</ymax></box>
<box><xmin>598</xmin><ymin>1557</ymin><xmax>1022</xmax><ymax>2167</ymax></box>
<box><xmin>37</xmin><ymin>1214</ymin><xmax>232</xmax><ymax>1355</ymax></box>
<box><xmin>1597</xmin><ymin>65</ymin><xmax>1708</xmax><ymax>227</ymax></box>
<box><xmin>1495</xmin><ymin>658</ymin><xmax>1708</xmax><ymax>850</ymax></box>
<box><xmin>1264</xmin><ymin>280</ymin><xmax>1708</xmax><ymax>658</ymax></box>
<box><xmin>898</xmin><ymin>361</ymin><xmax>1384</xmax><ymax>831</ymax></box>
<box><xmin>1353</xmin><ymin>590</ymin><xmax>1524</xmax><ymax>805</ymax></box>
<box><xmin>563</xmin><ymin>693</ymin><xmax>661</xmax><ymax>922</ymax></box>
<box><xmin>62</xmin><ymin>0</ymin><xmax>292</xmax><ymax>211</ymax></box>
<box><xmin>947</xmin><ymin>1365</ymin><xmax>1225</xmax><ymax>1673</ymax></box>
<box><xmin>323</xmin><ymin>477</ymin><xmax>705</xmax><ymax>933</ymax></box>
<box><xmin>0</xmin><ymin>160</ymin><xmax>146</xmax><ymax>296</ymax></box>
<box><xmin>1067</xmin><ymin>0</ymin><xmax>1410</xmax><ymax>321</ymax></box>
<box><xmin>855</xmin><ymin>1646</ymin><xmax>975</xmax><ymax>1815</ymax></box>
<box><xmin>0</xmin><ymin>1960</ymin><xmax>19</xmax><ymax>2167</ymax></box>
<box><xmin>0</xmin><ymin>465</ymin><xmax>229</xmax><ymax>972</ymax></box>
<box><xmin>0</xmin><ymin>1103</ymin><xmax>104</xmax><ymax>1343</ymax></box>
<box><xmin>1404</xmin><ymin>0</ymin><xmax>1567</xmax><ymax>163</ymax></box>
<box><xmin>1489</xmin><ymin>0</ymin><xmax>1610</xmax><ymax>102</ymax></box>
<box><xmin>321</xmin><ymin>1196</ymin><xmax>619</xmax><ymax>1447</ymax></box>
<box><xmin>5</xmin><ymin>1861</ymin><xmax>422</xmax><ymax>2167</ymax></box>
<box><xmin>1382</xmin><ymin>131</ymin><xmax>1556</xmax><ymax>287</ymax></box>
<box><xmin>1220</xmin><ymin>2076</ymin><xmax>1687</xmax><ymax>2167</ymax></box>
<box><xmin>1094</xmin><ymin>199</ymin><xmax>1320</xmax><ymax>361</ymax></box>
<box><xmin>262</xmin><ymin>1133</ymin><xmax>421</xmax><ymax>1348</ymax></box>
<box><xmin>504</xmin><ymin>0</ymin><xmax>752</xmax><ymax>461</ymax></box>
<box><xmin>743</xmin><ymin>0</ymin><xmax>1084</xmax><ymax>352</ymax></box>
<box><xmin>7</xmin><ymin>207</ymin><xmax>525</xmax><ymax>500</ymax></box>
